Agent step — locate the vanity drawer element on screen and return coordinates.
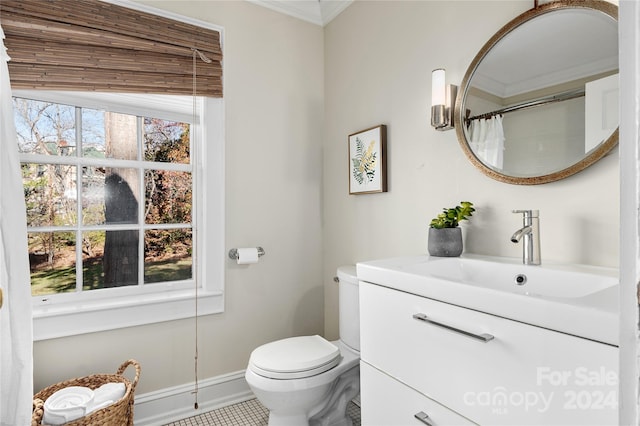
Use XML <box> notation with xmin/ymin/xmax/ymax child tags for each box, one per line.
<box><xmin>360</xmin><ymin>282</ymin><xmax>618</xmax><ymax>425</ymax></box>
<box><xmin>361</xmin><ymin>361</ymin><xmax>476</xmax><ymax>426</ymax></box>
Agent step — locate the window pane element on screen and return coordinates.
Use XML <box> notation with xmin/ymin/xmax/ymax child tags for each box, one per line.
<box><xmin>82</xmin><ymin>108</ymin><xmax>106</xmax><ymax>158</ymax></box>
<box><xmin>81</xmin><ymin>230</ymin><xmax>139</xmax><ymax>289</ymax></box>
<box><xmin>13</xmin><ymin>98</ymin><xmax>76</xmax><ymax>156</ymax></box>
<box><xmin>82</xmin><ymin>166</ymin><xmax>106</xmax><ymax>225</ymax></box>
<box><xmin>28</xmin><ymin>231</ymin><xmax>76</xmax><ymax>296</ymax></box>
<box><xmin>22</xmin><ymin>163</ymin><xmax>77</xmax><ymax>227</ymax></box>
<box><xmin>104</xmin><ymin>168</ymin><xmax>139</xmax><ymax>225</ymax></box>
<box><xmin>144</xmin><ymin>229</ymin><xmax>192</xmax><ymax>283</ymax></box>
<box><xmin>144</xmin><ymin>170</ymin><xmax>192</xmax><ymax>224</ymax></box>
<box><xmin>15</xmin><ymin>95</ymin><xmax>201</xmax><ymax>300</ymax></box>
<box><xmin>104</xmin><ymin>112</ymin><xmax>138</xmax><ymax>161</ymax></box>
<box><xmin>144</xmin><ymin>118</ymin><xmax>190</xmax><ymax>164</ymax></box>
<box><xmin>82</xmin><ymin>231</ymin><xmax>104</xmax><ymax>290</ymax></box>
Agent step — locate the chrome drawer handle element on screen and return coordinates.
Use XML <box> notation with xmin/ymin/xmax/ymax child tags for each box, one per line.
<box><xmin>413</xmin><ymin>313</ymin><xmax>494</xmax><ymax>343</ymax></box>
<box><xmin>414</xmin><ymin>411</ymin><xmax>433</xmax><ymax>425</ymax></box>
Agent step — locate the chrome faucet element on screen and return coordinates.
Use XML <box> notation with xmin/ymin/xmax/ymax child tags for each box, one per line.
<box><xmin>511</xmin><ymin>210</ymin><xmax>540</xmax><ymax>265</ymax></box>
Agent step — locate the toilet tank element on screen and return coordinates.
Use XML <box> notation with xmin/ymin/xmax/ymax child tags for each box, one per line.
<box><xmin>337</xmin><ymin>265</ymin><xmax>360</xmax><ymax>352</ymax></box>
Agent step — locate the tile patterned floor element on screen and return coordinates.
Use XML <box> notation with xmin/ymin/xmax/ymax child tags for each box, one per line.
<box><xmin>165</xmin><ymin>398</ymin><xmax>361</xmax><ymax>426</ymax></box>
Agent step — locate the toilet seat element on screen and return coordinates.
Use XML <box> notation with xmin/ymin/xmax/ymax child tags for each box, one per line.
<box><xmin>249</xmin><ymin>335</ymin><xmax>341</xmax><ymax>379</ymax></box>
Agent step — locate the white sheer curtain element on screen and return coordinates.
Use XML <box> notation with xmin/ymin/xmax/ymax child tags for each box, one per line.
<box><xmin>468</xmin><ymin>114</ymin><xmax>505</xmax><ymax>169</ymax></box>
<box><xmin>0</xmin><ymin>24</ymin><xmax>33</xmax><ymax>426</ymax></box>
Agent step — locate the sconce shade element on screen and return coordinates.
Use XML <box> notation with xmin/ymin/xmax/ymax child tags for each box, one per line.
<box><xmin>432</xmin><ymin>68</ymin><xmax>446</xmax><ymax>106</ymax></box>
<box><xmin>431</xmin><ymin>68</ymin><xmax>456</xmax><ymax>131</ymax></box>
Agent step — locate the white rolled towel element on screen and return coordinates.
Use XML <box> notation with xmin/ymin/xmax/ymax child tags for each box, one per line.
<box><xmin>43</xmin><ymin>386</ymin><xmax>94</xmax><ymax>425</ymax></box>
<box><xmin>42</xmin><ymin>383</ymin><xmax>127</xmax><ymax>424</ymax></box>
<box><xmin>86</xmin><ymin>382</ymin><xmax>127</xmax><ymax>414</ymax></box>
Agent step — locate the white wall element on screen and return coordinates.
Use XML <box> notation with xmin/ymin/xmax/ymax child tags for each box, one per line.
<box><xmin>322</xmin><ymin>1</ymin><xmax>620</xmax><ymax>339</ymax></box>
<box><xmin>33</xmin><ymin>0</ymin><xmax>325</xmax><ymax>395</ymax></box>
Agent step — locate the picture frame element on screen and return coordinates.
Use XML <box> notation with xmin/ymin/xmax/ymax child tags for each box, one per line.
<box><xmin>348</xmin><ymin>124</ymin><xmax>387</xmax><ymax>194</ymax></box>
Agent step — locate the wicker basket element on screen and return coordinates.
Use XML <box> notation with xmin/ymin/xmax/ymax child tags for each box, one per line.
<box><xmin>31</xmin><ymin>359</ymin><xmax>141</xmax><ymax>426</ymax></box>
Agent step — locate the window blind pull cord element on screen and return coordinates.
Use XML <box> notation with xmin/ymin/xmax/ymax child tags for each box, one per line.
<box><xmin>191</xmin><ymin>47</ymin><xmax>210</xmax><ymax>411</ymax></box>
<box><xmin>191</xmin><ymin>47</ymin><xmax>199</xmax><ymax>411</ymax></box>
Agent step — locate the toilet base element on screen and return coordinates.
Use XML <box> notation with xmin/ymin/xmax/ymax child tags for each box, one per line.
<box><xmin>309</xmin><ymin>365</ymin><xmax>360</xmax><ymax>426</ymax></box>
<box><xmin>259</xmin><ymin>364</ymin><xmax>360</xmax><ymax>426</ymax></box>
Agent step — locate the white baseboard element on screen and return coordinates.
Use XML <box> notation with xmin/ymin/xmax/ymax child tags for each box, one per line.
<box><xmin>133</xmin><ymin>370</ymin><xmax>255</xmax><ymax>425</ymax></box>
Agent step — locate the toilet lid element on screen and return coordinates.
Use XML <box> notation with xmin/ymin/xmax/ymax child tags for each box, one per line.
<box><xmin>249</xmin><ymin>335</ymin><xmax>341</xmax><ymax>379</ymax></box>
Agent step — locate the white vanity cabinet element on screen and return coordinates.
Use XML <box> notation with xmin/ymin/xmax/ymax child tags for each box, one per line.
<box><xmin>359</xmin><ymin>281</ymin><xmax>618</xmax><ymax>426</ymax></box>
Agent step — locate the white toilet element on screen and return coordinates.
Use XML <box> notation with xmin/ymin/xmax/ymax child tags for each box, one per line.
<box><xmin>245</xmin><ymin>265</ymin><xmax>360</xmax><ymax>426</ymax></box>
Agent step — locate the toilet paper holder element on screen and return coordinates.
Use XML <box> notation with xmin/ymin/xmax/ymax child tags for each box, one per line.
<box><xmin>228</xmin><ymin>247</ymin><xmax>265</xmax><ymax>260</ymax></box>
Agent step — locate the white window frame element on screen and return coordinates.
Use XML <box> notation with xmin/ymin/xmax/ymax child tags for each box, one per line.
<box><xmin>14</xmin><ymin>89</ymin><xmax>225</xmax><ymax>341</ymax></box>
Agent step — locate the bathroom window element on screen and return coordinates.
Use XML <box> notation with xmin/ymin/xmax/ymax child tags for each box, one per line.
<box><xmin>13</xmin><ymin>91</ymin><xmax>225</xmax><ymax>340</ymax></box>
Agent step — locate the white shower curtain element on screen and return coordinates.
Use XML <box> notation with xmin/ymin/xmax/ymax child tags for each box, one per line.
<box><xmin>0</xmin><ymin>24</ymin><xmax>34</xmax><ymax>426</ymax></box>
<box><xmin>468</xmin><ymin>114</ymin><xmax>505</xmax><ymax>169</ymax></box>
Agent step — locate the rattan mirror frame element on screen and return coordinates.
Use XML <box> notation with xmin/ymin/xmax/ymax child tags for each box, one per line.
<box><xmin>454</xmin><ymin>0</ymin><xmax>618</xmax><ymax>185</ymax></box>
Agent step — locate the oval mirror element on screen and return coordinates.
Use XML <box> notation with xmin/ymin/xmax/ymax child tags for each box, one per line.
<box><xmin>454</xmin><ymin>0</ymin><xmax>618</xmax><ymax>185</ymax></box>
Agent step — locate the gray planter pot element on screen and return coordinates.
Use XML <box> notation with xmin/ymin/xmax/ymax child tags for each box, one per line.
<box><xmin>428</xmin><ymin>227</ymin><xmax>463</xmax><ymax>257</ymax></box>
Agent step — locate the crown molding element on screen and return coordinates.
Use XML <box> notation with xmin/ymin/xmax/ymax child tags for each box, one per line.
<box><xmin>319</xmin><ymin>0</ymin><xmax>352</xmax><ymax>25</ymax></box>
<box><xmin>247</xmin><ymin>0</ymin><xmax>352</xmax><ymax>27</ymax></box>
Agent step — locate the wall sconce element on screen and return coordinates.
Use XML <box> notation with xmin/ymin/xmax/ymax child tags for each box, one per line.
<box><xmin>431</xmin><ymin>68</ymin><xmax>457</xmax><ymax>131</ymax></box>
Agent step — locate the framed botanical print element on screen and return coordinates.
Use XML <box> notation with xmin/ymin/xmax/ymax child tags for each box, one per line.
<box><xmin>348</xmin><ymin>124</ymin><xmax>387</xmax><ymax>194</ymax></box>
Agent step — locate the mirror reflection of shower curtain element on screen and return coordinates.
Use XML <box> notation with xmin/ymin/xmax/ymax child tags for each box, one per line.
<box><xmin>469</xmin><ymin>114</ymin><xmax>505</xmax><ymax>169</ymax></box>
<box><xmin>0</xmin><ymin>24</ymin><xmax>33</xmax><ymax>426</ymax></box>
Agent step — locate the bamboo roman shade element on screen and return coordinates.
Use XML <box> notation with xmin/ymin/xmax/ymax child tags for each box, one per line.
<box><xmin>0</xmin><ymin>0</ymin><xmax>222</xmax><ymax>96</ymax></box>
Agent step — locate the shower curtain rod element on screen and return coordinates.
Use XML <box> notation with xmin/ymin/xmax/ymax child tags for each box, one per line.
<box><xmin>465</xmin><ymin>88</ymin><xmax>585</xmax><ymax>121</ymax></box>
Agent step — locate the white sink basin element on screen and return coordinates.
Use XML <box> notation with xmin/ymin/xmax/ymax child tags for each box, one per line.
<box><xmin>400</xmin><ymin>256</ymin><xmax>617</xmax><ymax>299</ymax></box>
<box><xmin>357</xmin><ymin>254</ymin><xmax>619</xmax><ymax>345</ymax></box>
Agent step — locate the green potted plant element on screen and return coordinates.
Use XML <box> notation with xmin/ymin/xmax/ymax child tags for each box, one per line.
<box><xmin>428</xmin><ymin>201</ymin><xmax>475</xmax><ymax>257</ymax></box>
